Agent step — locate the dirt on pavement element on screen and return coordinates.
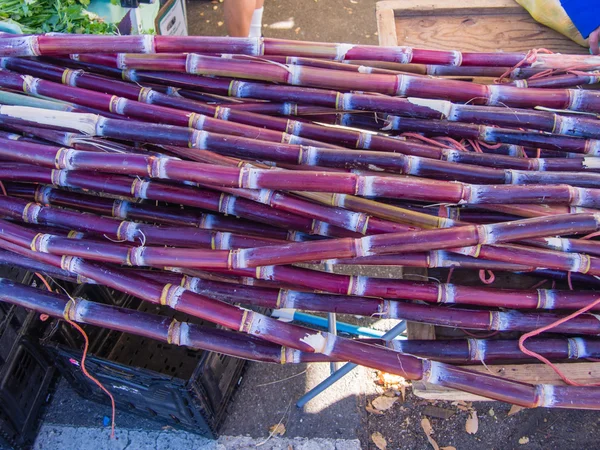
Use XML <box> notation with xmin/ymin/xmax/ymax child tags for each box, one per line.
<box><xmin>187</xmin><ymin>0</ymin><xmax>380</xmax><ymax>45</ymax></box>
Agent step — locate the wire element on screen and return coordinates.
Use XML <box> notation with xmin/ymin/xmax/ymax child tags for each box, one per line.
<box><xmin>64</xmin><ymin>315</ymin><xmax>117</xmax><ymax>438</ymax></box>
<box><xmin>34</xmin><ymin>272</ymin><xmax>117</xmax><ymax>438</ymax></box>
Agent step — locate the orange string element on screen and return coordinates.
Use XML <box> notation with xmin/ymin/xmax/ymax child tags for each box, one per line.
<box><xmin>495</xmin><ymin>48</ymin><xmax>555</xmax><ymax>84</ymax></box>
<box><xmin>433</xmin><ymin>136</ymin><xmax>469</xmax><ymax>152</ymax></box>
<box><xmin>468</xmin><ymin>139</ymin><xmax>483</xmax><ymax>153</ymax></box>
<box><xmin>566</xmin><ymin>69</ymin><xmax>600</xmax><ymax>81</ymax></box>
<box><xmin>0</xmin><ymin>181</ymin><xmax>6</xmax><ymax>196</ymax></box>
<box><xmin>467</xmin><ymin>140</ymin><xmax>505</xmax><ymax>153</ymax></box>
<box><xmin>528</xmin><ymin>66</ymin><xmax>598</xmax><ymax>81</ymax></box>
<box><xmin>478</xmin><ymin>269</ymin><xmax>495</xmax><ymax>284</ymax></box>
<box><xmin>581</xmin><ymin>230</ymin><xmax>600</xmax><ymax>240</ymax></box>
<box><xmin>518</xmin><ymin>296</ymin><xmax>600</xmax><ymax>386</ymax></box>
<box><xmin>33</xmin><ymin>273</ymin><xmax>117</xmax><ymax>438</ymax></box>
<box><xmin>476</xmin><ymin>141</ymin><xmax>504</xmax><ymax>150</ymax></box>
<box><xmin>446</xmin><ymin>267</ymin><xmax>454</xmax><ymax>284</ymax></box>
<box><xmin>401</xmin><ymin>132</ymin><xmax>452</xmax><ymax>149</ymax></box>
<box><xmin>34</xmin><ymin>273</ymin><xmax>53</xmax><ymax>323</ymax></box>
<box><xmin>462</xmin><ymin>329</ymin><xmax>500</xmax><ymax>339</ymax></box>
<box><xmin>35</xmin><ymin>273</ymin><xmax>53</xmax><ymax>292</ymax></box>
<box><xmin>529</xmin><ymin>279</ymin><xmax>549</xmax><ymax>290</ymax></box>
<box><xmin>65</xmin><ymin>318</ymin><xmax>117</xmax><ymax>438</ymax></box>
<box><xmin>567</xmin><ymin>271</ymin><xmax>574</xmax><ymax>291</ymax></box>
<box><xmin>400</xmin><ymin>133</ymin><xmax>473</xmax><ymax>152</ymax></box>
<box><xmin>403</xmin><ymin>134</ymin><xmax>471</xmax><ymax>153</ymax></box>
<box><xmin>527</xmin><ymin>68</ymin><xmax>556</xmax><ymax>81</ymax></box>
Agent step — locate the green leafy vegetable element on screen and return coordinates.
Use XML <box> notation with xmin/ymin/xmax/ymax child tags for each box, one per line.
<box><xmin>0</xmin><ymin>0</ymin><xmax>116</xmax><ymax>34</ymax></box>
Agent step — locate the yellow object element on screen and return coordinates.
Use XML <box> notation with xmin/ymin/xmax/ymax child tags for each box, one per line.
<box><xmin>515</xmin><ymin>0</ymin><xmax>588</xmax><ymax>47</ymax></box>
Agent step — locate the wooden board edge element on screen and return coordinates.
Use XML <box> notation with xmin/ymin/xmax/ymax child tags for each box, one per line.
<box><xmin>376</xmin><ymin>5</ymin><xmax>398</xmax><ymax>48</ymax></box>
<box><xmin>401</xmin><ymin>268</ymin><xmax>436</xmax><ymax>340</ymax></box>
<box><xmin>406</xmin><ymin>322</ymin><xmax>436</xmax><ymax>340</ymax></box>
<box><xmin>413</xmin><ymin>362</ymin><xmax>600</xmax><ymax>401</ymax></box>
<box><xmin>412</xmin><ymin>381</ymin><xmax>493</xmax><ymax>401</ymax></box>
<box><xmin>376</xmin><ymin>0</ymin><xmax>524</xmax><ymax>16</ymax></box>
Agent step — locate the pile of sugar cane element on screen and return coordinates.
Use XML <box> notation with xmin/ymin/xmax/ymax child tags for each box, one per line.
<box><xmin>2</xmin><ymin>34</ymin><xmax>600</xmax><ymax>408</ymax></box>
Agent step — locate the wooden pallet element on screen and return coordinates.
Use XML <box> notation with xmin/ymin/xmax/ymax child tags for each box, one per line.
<box><xmin>376</xmin><ymin>0</ymin><xmax>597</xmax><ymax>400</ymax></box>
<box><xmin>402</xmin><ymin>270</ymin><xmax>600</xmax><ymax>401</ymax></box>
<box><xmin>376</xmin><ymin>0</ymin><xmax>587</xmax><ymax>54</ymax></box>
<box><xmin>411</xmin><ymin>362</ymin><xmax>600</xmax><ymax>401</ymax></box>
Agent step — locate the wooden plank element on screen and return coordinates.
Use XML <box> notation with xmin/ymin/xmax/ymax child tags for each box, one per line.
<box><xmin>401</xmin><ymin>268</ymin><xmax>437</xmax><ymax>341</ymax></box>
<box><xmin>379</xmin><ymin>0</ymin><xmax>527</xmax><ymax>16</ymax></box>
<box><xmin>376</xmin><ymin>0</ymin><xmax>587</xmax><ymax>54</ymax></box>
<box><xmin>406</xmin><ymin>320</ymin><xmax>436</xmax><ymax>341</ymax></box>
<box><xmin>413</xmin><ymin>362</ymin><xmax>600</xmax><ymax>401</ymax></box>
<box><xmin>412</xmin><ymin>382</ymin><xmax>495</xmax><ymax>402</ymax></box>
<box><xmin>375</xmin><ymin>6</ymin><xmax>398</xmax><ymax>47</ymax></box>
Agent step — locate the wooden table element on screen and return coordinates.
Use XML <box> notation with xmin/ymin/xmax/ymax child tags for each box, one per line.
<box><xmin>376</xmin><ymin>0</ymin><xmax>587</xmax><ymax>54</ymax></box>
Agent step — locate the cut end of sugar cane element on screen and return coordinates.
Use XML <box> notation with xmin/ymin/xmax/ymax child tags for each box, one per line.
<box><xmin>0</xmin><ymin>106</ymin><xmax>99</xmax><ymax>135</ymax></box>
<box><xmin>406</xmin><ymin>97</ymin><xmax>453</xmax><ymax>118</ymax></box>
<box><xmin>300</xmin><ymin>332</ymin><xmax>328</xmax><ymax>353</ymax></box>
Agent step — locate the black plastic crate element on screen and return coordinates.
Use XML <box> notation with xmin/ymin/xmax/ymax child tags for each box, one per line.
<box><xmin>0</xmin><ymin>409</ymin><xmax>17</xmax><ymax>450</ymax></box>
<box><xmin>0</xmin><ymin>266</ymin><xmax>57</xmax><ymax>450</ymax></box>
<box><xmin>0</xmin><ymin>267</ymin><xmax>35</xmax><ymax>366</ymax></box>
<box><xmin>0</xmin><ymin>432</ymin><xmax>13</xmax><ymax>450</ymax></box>
<box><xmin>0</xmin><ymin>339</ymin><xmax>55</xmax><ymax>450</ymax></box>
<box><xmin>44</xmin><ymin>294</ymin><xmax>247</xmax><ymax>437</ymax></box>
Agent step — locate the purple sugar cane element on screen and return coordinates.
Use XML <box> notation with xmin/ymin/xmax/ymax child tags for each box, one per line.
<box><xmin>64</xmin><ymin>52</ymin><xmax>600</xmax><ymax>113</ymax></box>
<box><xmin>0</xmin><ymin>163</ymin><xmax>357</xmax><ymax>238</ymax></box>
<box><xmin>4</xmin><ymin>182</ymin><xmax>293</xmax><ymax>240</ymax></box>
<box><xmin>3</xmin><ymin>217</ymin><xmax>600</xmax><ymax>312</ymax></box>
<box><xmin>3</xmin><ymin>34</ymin><xmax>600</xmax><ymax>70</ymax></box>
<box><xmin>2</xmin><ymin>117</ymin><xmax>600</xmax><ymax>208</ymax></box>
<box><xmin>2</xmin><ymin>229</ymin><xmax>600</xmax><ymax>408</ymax></box>
<box><xmin>4</xmin><ymin>276</ymin><xmax>600</xmax><ymax>365</ymax></box>
<box><xmin>9</xmin><ymin>62</ymin><xmax>599</xmax><ymax>180</ymax></box>
<box><xmin>0</xmin><ymin>194</ymin><xmax>282</xmax><ymax>249</ymax></box>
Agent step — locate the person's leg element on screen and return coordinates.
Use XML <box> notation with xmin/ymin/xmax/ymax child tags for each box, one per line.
<box><xmin>224</xmin><ymin>0</ymin><xmax>260</xmax><ymax>37</ymax></box>
<box><xmin>249</xmin><ymin>0</ymin><xmax>264</xmax><ymax>38</ymax></box>
<box><xmin>590</xmin><ymin>27</ymin><xmax>600</xmax><ymax>55</ymax></box>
